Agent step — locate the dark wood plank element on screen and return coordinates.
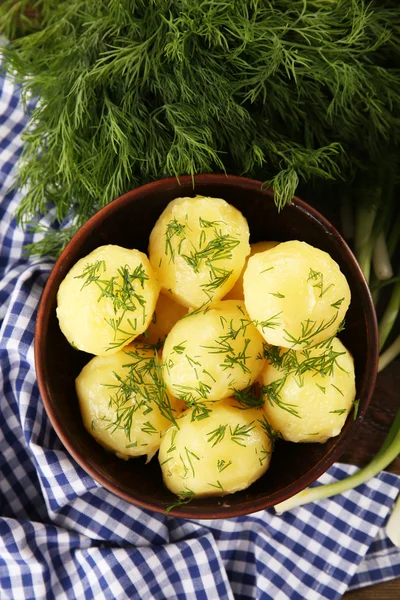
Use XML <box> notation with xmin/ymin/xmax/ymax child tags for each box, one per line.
<box><xmin>344</xmin><ymin>578</ymin><xmax>400</xmax><ymax>600</ymax></box>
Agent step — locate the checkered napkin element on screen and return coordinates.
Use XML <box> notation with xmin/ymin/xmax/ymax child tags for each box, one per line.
<box><xmin>1</xmin><ymin>69</ymin><xmax>399</xmax><ymax>600</ymax></box>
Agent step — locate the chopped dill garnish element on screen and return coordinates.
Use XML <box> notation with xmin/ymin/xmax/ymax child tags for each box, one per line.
<box><xmin>258</xmin><ymin>415</ymin><xmax>281</xmax><ymax>446</ymax></box>
<box><xmin>125</xmin><ymin>441</ymin><xmax>138</xmax><ymax>448</ymax></box>
<box><xmin>165</xmin><ymin>218</ymin><xmax>187</xmax><ymax>263</ymax></box>
<box><xmin>330</xmin><ymin>408</ymin><xmax>347</xmax><ymax>415</ymax></box>
<box><xmin>283</xmin><ymin>313</ymin><xmax>338</xmax><ymax>348</ymax></box>
<box><xmin>232</xmin><ymin>383</ymin><xmax>264</xmax><ymax>409</ymax></box>
<box><xmin>75</xmin><ymin>260</ymin><xmax>149</xmax><ymax>350</ymax></box>
<box><xmin>308</xmin><ymin>268</ymin><xmax>334</xmax><ymax>297</ymax></box>
<box><xmin>165</xmin><ymin>488</ymin><xmax>195</xmax><ymax>515</ymax></box>
<box><xmin>262</xmin><ymin>378</ymin><xmax>300</xmax><ymax>418</ymax></box>
<box><xmin>217</xmin><ymin>459</ymin><xmax>232</xmax><ymax>472</ymax></box>
<box><xmin>168</xmin><ymin>430</ymin><xmax>178</xmax><ymax>453</ymax></box>
<box><xmin>331</xmin><ymin>297</ymin><xmax>345</xmax><ymax>310</ymax></box>
<box><xmin>257</xmin><ymin>446</ymin><xmax>270</xmax><ymax>466</ymax></box>
<box><xmin>262</xmin><ymin>338</ymin><xmax>349</xmax><ymax>420</ymax></box>
<box><xmin>331</xmin><ymin>384</ymin><xmax>344</xmax><ymax>396</ymax></box>
<box><xmin>255</xmin><ymin>312</ymin><xmax>283</xmax><ymax>331</ymax></box>
<box><xmin>208</xmin><ymin>480</ymin><xmax>224</xmax><ymax>492</ymax></box>
<box><xmin>103</xmin><ymin>344</ymin><xmax>179</xmax><ymax>440</ymax></box>
<box><xmin>207</xmin><ymin>424</ymin><xmax>227</xmax><ymax>447</ymax></box>
<box><xmin>229</xmin><ymin>422</ymin><xmax>255</xmax><ymax>446</ymax></box>
<box><xmin>182</xmin><ymin>447</ymin><xmax>200</xmax><ymax>478</ymax></box>
<box><xmin>172</xmin><ymin>341</ymin><xmax>187</xmax><ymax>355</ymax></box>
<box><xmin>141</xmin><ymin>421</ymin><xmax>158</xmax><ymax>435</ymax></box>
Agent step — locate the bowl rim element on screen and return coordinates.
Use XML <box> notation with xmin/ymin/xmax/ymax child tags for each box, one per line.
<box><xmin>34</xmin><ymin>173</ymin><xmax>379</xmax><ymax>518</ymax></box>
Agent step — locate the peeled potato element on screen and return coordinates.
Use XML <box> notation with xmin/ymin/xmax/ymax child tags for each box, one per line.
<box><xmin>262</xmin><ymin>337</ymin><xmax>355</xmax><ymax>443</ymax></box>
<box><xmin>159</xmin><ymin>398</ymin><xmax>273</xmax><ymax>497</ymax></box>
<box><xmin>76</xmin><ymin>342</ymin><xmax>181</xmax><ymax>461</ymax></box>
<box><xmin>243</xmin><ymin>240</ymin><xmax>350</xmax><ymax>349</ymax></box>
<box><xmin>143</xmin><ymin>292</ymin><xmax>188</xmax><ymax>345</ymax></box>
<box><xmin>57</xmin><ymin>245</ymin><xmax>160</xmax><ymax>355</ymax></box>
<box><xmin>224</xmin><ymin>241</ymin><xmax>279</xmax><ymax>301</ymax></box>
<box><xmin>148</xmin><ymin>196</ymin><xmax>250</xmax><ymax>308</ymax></box>
<box><xmin>162</xmin><ymin>300</ymin><xmax>266</xmax><ymax>403</ymax></box>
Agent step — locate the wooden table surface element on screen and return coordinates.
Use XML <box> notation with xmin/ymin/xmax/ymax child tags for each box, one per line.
<box><xmin>340</xmin><ymin>359</ymin><xmax>400</xmax><ymax>599</ymax></box>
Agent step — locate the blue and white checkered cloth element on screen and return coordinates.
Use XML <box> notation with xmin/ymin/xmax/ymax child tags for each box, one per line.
<box><xmin>1</xmin><ymin>67</ymin><xmax>399</xmax><ymax>600</ymax></box>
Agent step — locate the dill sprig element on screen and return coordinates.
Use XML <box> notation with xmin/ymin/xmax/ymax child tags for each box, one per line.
<box><xmin>2</xmin><ymin>0</ymin><xmax>400</xmax><ymax>256</ymax></box>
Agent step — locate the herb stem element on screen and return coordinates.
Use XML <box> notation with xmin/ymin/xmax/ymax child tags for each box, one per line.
<box><xmin>372</xmin><ymin>231</ymin><xmax>393</xmax><ymax>281</ymax></box>
<box><xmin>274</xmin><ymin>409</ymin><xmax>400</xmax><ymax>514</ymax></box>
<box><xmin>378</xmin><ymin>335</ymin><xmax>400</xmax><ymax>372</ymax></box>
<box><xmin>355</xmin><ymin>202</ymin><xmax>377</xmax><ymax>285</ymax></box>
<box><xmin>378</xmin><ymin>280</ymin><xmax>400</xmax><ymax>351</ymax></box>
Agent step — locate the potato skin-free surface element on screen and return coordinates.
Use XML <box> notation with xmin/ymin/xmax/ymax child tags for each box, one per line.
<box><xmin>224</xmin><ymin>241</ymin><xmax>279</xmax><ymax>301</ymax></box>
<box><xmin>148</xmin><ymin>196</ymin><xmax>250</xmax><ymax>308</ymax></box>
<box><xmin>243</xmin><ymin>240</ymin><xmax>350</xmax><ymax>349</ymax></box>
<box><xmin>262</xmin><ymin>338</ymin><xmax>355</xmax><ymax>443</ymax></box>
<box><xmin>76</xmin><ymin>343</ymin><xmax>180</xmax><ymax>461</ymax></box>
<box><xmin>159</xmin><ymin>398</ymin><xmax>273</xmax><ymax>497</ymax></box>
<box><xmin>57</xmin><ymin>245</ymin><xmax>160</xmax><ymax>355</ymax></box>
<box><xmin>143</xmin><ymin>292</ymin><xmax>188</xmax><ymax>345</ymax></box>
<box><xmin>162</xmin><ymin>300</ymin><xmax>266</xmax><ymax>403</ymax></box>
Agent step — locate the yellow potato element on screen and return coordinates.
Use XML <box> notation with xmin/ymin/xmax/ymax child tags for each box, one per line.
<box><xmin>57</xmin><ymin>245</ymin><xmax>160</xmax><ymax>355</ymax></box>
<box><xmin>159</xmin><ymin>398</ymin><xmax>273</xmax><ymax>497</ymax></box>
<box><xmin>76</xmin><ymin>342</ymin><xmax>181</xmax><ymax>461</ymax></box>
<box><xmin>243</xmin><ymin>240</ymin><xmax>350</xmax><ymax>349</ymax></box>
<box><xmin>143</xmin><ymin>292</ymin><xmax>188</xmax><ymax>345</ymax></box>
<box><xmin>262</xmin><ymin>338</ymin><xmax>355</xmax><ymax>443</ymax></box>
<box><xmin>148</xmin><ymin>196</ymin><xmax>250</xmax><ymax>308</ymax></box>
<box><xmin>224</xmin><ymin>241</ymin><xmax>279</xmax><ymax>300</ymax></box>
<box><xmin>162</xmin><ymin>300</ymin><xmax>266</xmax><ymax>404</ymax></box>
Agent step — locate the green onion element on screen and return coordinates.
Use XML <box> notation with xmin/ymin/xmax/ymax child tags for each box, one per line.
<box><xmin>378</xmin><ymin>282</ymin><xmax>400</xmax><ymax>352</ymax></box>
<box><xmin>274</xmin><ymin>409</ymin><xmax>400</xmax><ymax>514</ymax></box>
<box><xmin>378</xmin><ymin>335</ymin><xmax>400</xmax><ymax>373</ymax></box>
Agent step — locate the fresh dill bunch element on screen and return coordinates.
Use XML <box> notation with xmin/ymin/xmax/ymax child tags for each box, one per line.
<box><xmin>1</xmin><ymin>0</ymin><xmax>400</xmax><ymax>256</ymax></box>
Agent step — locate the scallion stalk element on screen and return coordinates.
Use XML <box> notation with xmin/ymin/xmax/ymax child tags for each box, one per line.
<box><xmin>372</xmin><ymin>231</ymin><xmax>393</xmax><ymax>281</ymax></box>
<box><xmin>354</xmin><ymin>203</ymin><xmax>377</xmax><ymax>284</ymax></box>
<box><xmin>274</xmin><ymin>410</ymin><xmax>400</xmax><ymax>514</ymax></box>
<box><xmin>378</xmin><ymin>335</ymin><xmax>400</xmax><ymax>372</ymax></box>
<box><xmin>378</xmin><ymin>281</ymin><xmax>400</xmax><ymax>351</ymax></box>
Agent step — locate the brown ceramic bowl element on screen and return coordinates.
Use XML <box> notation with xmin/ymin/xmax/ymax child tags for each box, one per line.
<box><xmin>35</xmin><ymin>174</ymin><xmax>378</xmax><ymax>518</ymax></box>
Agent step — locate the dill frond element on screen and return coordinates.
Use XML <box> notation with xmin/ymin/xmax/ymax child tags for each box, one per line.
<box><xmin>1</xmin><ymin>0</ymin><xmax>399</xmax><ymax>255</ymax></box>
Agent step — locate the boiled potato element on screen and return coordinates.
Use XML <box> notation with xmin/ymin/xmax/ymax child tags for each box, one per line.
<box><xmin>162</xmin><ymin>300</ymin><xmax>266</xmax><ymax>403</ymax></box>
<box><xmin>243</xmin><ymin>240</ymin><xmax>350</xmax><ymax>349</ymax></box>
<box><xmin>159</xmin><ymin>398</ymin><xmax>273</xmax><ymax>497</ymax></box>
<box><xmin>57</xmin><ymin>245</ymin><xmax>160</xmax><ymax>355</ymax></box>
<box><xmin>224</xmin><ymin>241</ymin><xmax>279</xmax><ymax>301</ymax></box>
<box><xmin>148</xmin><ymin>196</ymin><xmax>250</xmax><ymax>308</ymax></box>
<box><xmin>262</xmin><ymin>337</ymin><xmax>355</xmax><ymax>443</ymax></box>
<box><xmin>76</xmin><ymin>342</ymin><xmax>181</xmax><ymax>461</ymax></box>
<box><xmin>142</xmin><ymin>292</ymin><xmax>188</xmax><ymax>345</ymax></box>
